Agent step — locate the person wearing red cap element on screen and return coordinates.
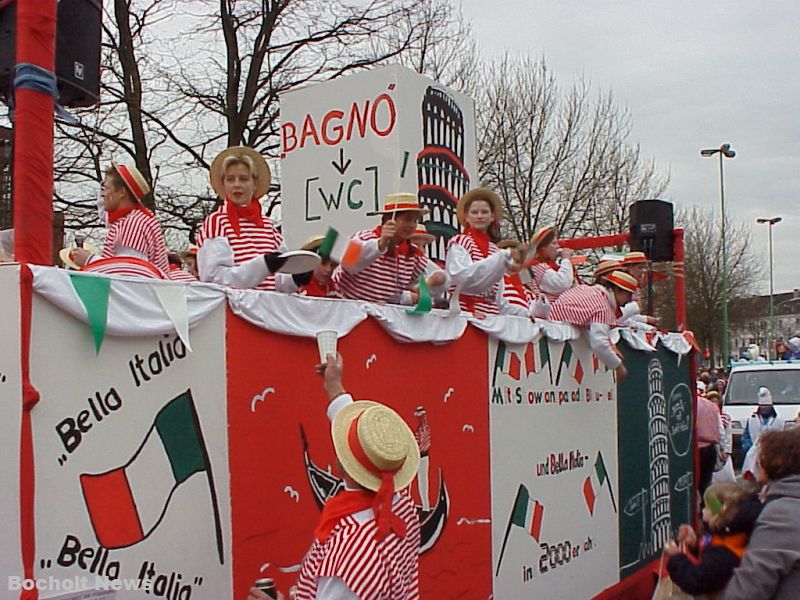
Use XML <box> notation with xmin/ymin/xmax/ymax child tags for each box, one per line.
<box><xmin>248</xmin><ymin>353</ymin><xmax>421</xmax><ymax>600</ymax></box>
<box><xmin>70</xmin><ymin>163</ymin><xmax>171</xmax><ymax>279</ymax></box>
<box><xmin>445</xmin><ymin>188</ymin><xmax>523</xmax><ymax>316</ymax></box>
<box><xmin>197</xmin><ymin>147</ymin><xmax>289</xmax><ymax>291</ymax></box>
<box><xmin>333</xmin><ymin>193</ymin><xmax>448</xmax><ymax>304</ymax></box>
<box><xmin>618</xmin><ymin>251</ymin><xmax>658</xmax><ymax>327</ymax></box>
<box><xmin>529</xmin><ymin>226</ymin><xmax>577</xmax><ymax>303</ymax></box>
<box><xmin>550</xmin><ymin>270</ymin><xmax>640</xmax><ymax>380</ymax></box>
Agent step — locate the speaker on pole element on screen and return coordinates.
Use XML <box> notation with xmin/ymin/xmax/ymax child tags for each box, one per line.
<box><xmin>0</xmin><ymin>0</ymin><xmax>102</xmax><ymax>107</ymax></box>
<box><xmin>629</xmin><ymin>199</ymin><xmax>675</xmax><ymax>262</ymax></box>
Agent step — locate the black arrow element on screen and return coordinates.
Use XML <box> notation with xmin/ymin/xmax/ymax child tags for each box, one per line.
<box><xmin>331</xmin><ymin>148</ymin><xmax>352</xmax><ymax>175</ymax></box>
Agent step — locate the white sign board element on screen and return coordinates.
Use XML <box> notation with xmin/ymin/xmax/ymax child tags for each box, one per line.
<box><xmin>29</xmin><ymin>297</ymin><xmax>230</xmax><ymax>599</ymax></box>
<box><xmin>0</xmin><ymin>265</ymin><xmax>23</xmax><ymax>589</ymax></box>
<box><xmin>280</xmin><ymin>65</ymin><xmax>478</xmax><ymax>262</ymax></box>
<box><xmin>489</xmin><ymin>337</ymin><xmax>620</xmax><ymax>598</ymax></box>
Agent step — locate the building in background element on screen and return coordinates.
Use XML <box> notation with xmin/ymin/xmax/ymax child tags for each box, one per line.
<box><xmin>730</xmin><ymin>290</ymin><xmax>800</xmax><ymax>358</ymax></box>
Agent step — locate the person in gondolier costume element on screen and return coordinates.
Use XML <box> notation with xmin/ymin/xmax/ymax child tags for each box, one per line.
<box><xmin>414</xmin><ymin>406</ymin><xmax>432</xmax><ymax>512</ymax></box>
<box><xmin>248</xmin><ymin>353</ymin><xmax>421</xmax><ymax>600</ymax></box>
<box><xmin>445</xmin><ymin>188</ymin><xmax>523</xmax><ymax>316</ymax></box>
<box><xmin>495</xmin><ymin>239</ymin><xmax>536</xmax><ymax>317</ymax></box>
<box><xmin>167</xmin><ymin>252</ymin><xmax>198</xmax><ymax>282</ymax></box>
<box><xmin>333</xmin><ymin>193</ymin><xmax>448</xmax><ymax>304</ymax></box>
<box><xmin>619</xmin><ymin>251</ymin><xmax>658</xmax><ymax>326</ymax></box>
<box><xmin>286</xmin><ymin>235</ymin><xmax>340</xmax><ymax>298</ymax></box>
<box><xmin>69</xmin><ymin>163</ymin><xmax>171</xmax><ymax>279</ymax></box>
<box><xmin>197</xmin><ymin>147</ymin><xmax>289</xmax><ymax>290</ymax></box>
<box><xmin>550</xmin><ymin>270</ymin><xmax>639</xmax><ymax>381</ymax></box>
<box><xmin>529</xmin><ymin>226</ymin><xmax>577</xmax><ymax>303</ymax></box>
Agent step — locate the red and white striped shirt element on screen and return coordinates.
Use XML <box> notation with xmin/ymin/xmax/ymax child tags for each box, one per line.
<box><xmin>295</xmin><ymin>492</ymin><xmax>420</xmax><ymax>600</ymax></box>
<box><xmin>168</xmin><ymin>264</ymin><xmax>197</xmax><ymax>282</ymax></box>
<box><xmin>549</xmin><ymin>284</ymin><xmax>616</xmax><ymax>328</ymax></box>
<box><xmin>196</xmin><ymin>206</ymin><xmax>283</xmax><ymax>291</ymax></box>
<box><xmin>501</xmin><ymin>274</ymin><xmax>534</xmax><ymax>313</ymax></box>
<box><xmin>531</xmin><ymin>259</ymin><xmax>575</xmax><ymax>303</ymax></box>
<box><xmin>333</xmin><ymin>229</ymin><xmax>429</xmax><ymax>303</ymax></box>
<box><xmin>414</xmin><ymin>417</ymin><xmax>432</xmax><ymax>455</ymax></box>
<box><xmin>81</xmin><ymin>256</ymin><xmax>164</xmax><ymax>279</ymax></box>
<box><xmin>446</xmin><ymin>232</ymin><xmax>501</xmax><ymax>315</ymax></box>
<box><xmin>101</xmin><ymin>209</ymin><xmax>170</xmax><ymax>278</ymax></box>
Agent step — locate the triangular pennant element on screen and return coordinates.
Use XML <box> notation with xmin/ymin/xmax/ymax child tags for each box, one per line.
<box><xmin>406</xmin><ymin>274</ymin><xmax>432</xmax><ymax>315</ymax></box>
<box><xmin>154</xmin><ymin>284</ymin><xmax>192</xmax><ymax>352</ymax></box>
<box><xmin>69</xmin><ymin>273</ymin><xmax>111</xmax><ymax>354</ymax></box>
<box><xmin>319</xmin><ymin>226</ymin><xmax>338</xmax><ymax>260</ymax></box>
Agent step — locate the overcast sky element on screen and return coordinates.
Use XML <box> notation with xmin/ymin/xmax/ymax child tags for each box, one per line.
<box><xmin>459</xmin><ymin>0</ymin><xmax>800</xmax><ymax>294</ymax></box>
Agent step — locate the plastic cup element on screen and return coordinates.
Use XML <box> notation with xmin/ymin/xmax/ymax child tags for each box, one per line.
<box><xmin>316</xmin><ymin>330</ymin><xmax>338</xmax><ymax>363</ymax></box>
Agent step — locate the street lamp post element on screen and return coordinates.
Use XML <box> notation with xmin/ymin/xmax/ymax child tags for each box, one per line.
<box><xmin>701</xmin><ymin>143</ymin><xmax>736</xmax><ymax>366</ymax></box>
<box><xmin>756</xmin><ymin>217</ymin><xmax>782</xmax><ymax>358</ymax></box>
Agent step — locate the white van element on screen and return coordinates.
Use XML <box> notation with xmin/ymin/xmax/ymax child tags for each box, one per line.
<box><xmin>723</xmin><ymin>361</ymin><xmax>800</xmax><ymax>468</ymax></box>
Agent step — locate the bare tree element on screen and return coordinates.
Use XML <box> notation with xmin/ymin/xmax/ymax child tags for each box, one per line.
<box><xmin>654</xmin><ymin>206</ymin><xmax>759</xmax><ymax>360</ymax></box>
<box><xmin>475</xmin><ymin>55</ymin><xmax>668</xmax><ymax>244</ymax></box>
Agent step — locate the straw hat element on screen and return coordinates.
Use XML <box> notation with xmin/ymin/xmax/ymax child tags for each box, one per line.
<box><xmin>758</xmin><ymin>387</ymin><xmax>773</xmax><ymax>406</ymax></box>
<box><xmin>603</xmin><ymin>270</ymin><xmax>639</xmax><ymax>294</ymax></box>
<box><xmin>624</xmin><ymin>251</ymin><xmax>648</xmax><ymax>265</ymax></box>
<box><xmin>59</xmin><ymin>241</ymin><xmax>99</xmax><ymax>270</ymax></box>
<box><xmin>111</xmin><ymin>163</ymin><xmax>150</xmax><ymax>202</ymax></box>
<box><xmin>331</xmin><ymin>401</ymin><xmax>420</xmax><ymax>493</ymax></box>
<box><xmin>456</xmin><ymin>188</ymin><xmax>502</xmax><ymax>226</ymax></box>
<box><xmin>301</xmin><ymin>235</ymin><xmax>326</xmax><ymax>253</ymax></box>
<box><xmin>594</xmin><ymin>259</ymin><xmax>623</xmax><ymax>279</ymax></box>
<box><xmin>410</xmin><ymin>223</ymin><xmax>435</xmax><ymax>244</ymax></box>
<box><xmin>209</xmin><ymin>146</ymin><xmax>271</xmax><ymax>199</ymax></box>
<box><xmin>496</xmin><ymin>239</ymin><xmax>522</xmax><ymax>250</ymax></box>
<box><xmin>375</xmin><ymin>193</ymin><xmax>429</xmax><ymax>215</ymax></box>
<box><xmin>531</xmin><ymin>226</ymin><xmax>557</xmax><ymax>250</ymax></box>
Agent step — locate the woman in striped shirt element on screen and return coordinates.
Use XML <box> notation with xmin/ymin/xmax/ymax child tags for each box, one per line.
<box><xmin>197</xmin><ymin>147</ymin><xmax>287</xmax><ymax>290</ymax></box>
<box><xmin>529</xmin><ymin>226</ymin><xmax>577</xmax><ymax>303</ymax></box>
<box><xmin>446</xmin><ymin>188</ymin><xmax>522</xmax><ymax>316</ymax></box>
<box><xmin>70</xmin><ymin>163</ymin><xmax>170</xmax><ymax>279</ymax></box>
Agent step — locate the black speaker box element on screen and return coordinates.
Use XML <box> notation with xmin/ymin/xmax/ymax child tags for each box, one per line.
<box><xmin>0</xmin><ymin>0</ymin><xmax>101</xmax><ymax>107</ymax></box>
<box><xmin>629</xmin><ymin>199</ymin><xmax>675</xmax><ymax>262</ymax></box>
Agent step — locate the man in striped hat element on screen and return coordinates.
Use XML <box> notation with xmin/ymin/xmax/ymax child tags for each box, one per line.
<box><xmin>333</xmin><ymin>193</ymin><xmax>448</xmax><ymax>304</ymax></box>
<box><xmin>249</xmin><ymin>353</ymin><xmax>421</xmax><ymax>600</ymax></box>
<box><xmin>550</xmin><ymin>270</ymin><xmax>639</xmax><ymax>381</ymax></box>
<box><xmin>70</xmin><ymin>163</ymin><xmax>171</xmax><ymax>279</ymax></box>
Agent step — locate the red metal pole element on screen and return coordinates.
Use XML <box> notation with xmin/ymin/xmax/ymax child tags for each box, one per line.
<box><xmin>673</xmin><ymin>229</ymin><xmax>686</xmax><ymax>331</ymax></box>
<box><xmin>13</xmin><ymin>0</ymin><xmax>56</xmax><ymax>265</ymax></box>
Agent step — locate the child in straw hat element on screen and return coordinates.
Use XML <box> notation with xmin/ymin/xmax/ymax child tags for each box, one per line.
<box><xmin>445</xmin><ymin>188</ymin><xmax>523</xmax><ymax>316</ymax></box>
<box><xmin>528</xmin><ymin>226</ymin><xmax>577</xmax><ymax>304</ymax></box>
<box><xmin>549</xmin><ymin>271</ymin><xmax>640</xmax><ymax>380</ymax></box>
<box><xmin>249</xmin><ymin>353</ymin><xmax>421</xmax><ymax>600</ymax></box>
<box><xmin>333</xmin><ymin>193</ymin><xmax>448</xmax><ymax>305</ymax></box>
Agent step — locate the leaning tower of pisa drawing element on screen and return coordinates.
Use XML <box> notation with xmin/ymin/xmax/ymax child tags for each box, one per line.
<box><xmin>647</xmin><ymin>358</ymin><xmax>671</xmax><ymax>552</ymax></box>
<box><xmin>417</xmin><ymin>86</ymin><xmax>471</xmax><ymax>262</ymax></box>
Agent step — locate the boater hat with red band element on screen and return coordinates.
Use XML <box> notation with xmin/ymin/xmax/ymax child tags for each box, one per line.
<box><xmin>111</xmin><ymin>163</ymin><xmax>150</xmax><ymax>202</ymax></box>
<box><xmin>623</xmin><ymin>251</ymin><xmax>648</xmax><ymax>265</ymax></box>
<box><xmin>603</xmin><ymin>270</ymin><xmax>639</xmax><ymax>294</ymax></box>
<box><xmin>531</xmin><ymin>226</ymin><xmax>557</xmax><ymax>250</ymax></box>
<box><xmin>376</xmin><ymin>193</ymin><xmax>430</xmax><ymax>215</ymax></box>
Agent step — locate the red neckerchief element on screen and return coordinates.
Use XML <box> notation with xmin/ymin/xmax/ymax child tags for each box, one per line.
<box><xmin>531</xmin><ymin>256</ymin><xmax>559</xmax><ymax>270</ymax></box>
<box><xmin>301</xmin><ymin>276</ymin><xmax>329</xmax><ymax>298</ymax></box>
<box><xmin>314</xmin><ymin>489</ymin><xmax>376</xmax><ymax>542</ymax></box>
<box><xmin>465</xmin><ymin>227</ymin><xmax>491</xmax><ymax>257</ymax></box>
<box><xmin>107</xmin><ymin>204</ymin><xmax>153</xmax><ymax>224</ymax></box>
<box><xmin>505</xmin><ymin>273</ymin><xmax>527</xmax><ymax>300</ymax></box>
<box><xmin>226</xmin><ymin>197</ymin><xmax>263</xmax><ymax>236</ymax></box>
<box><xmin>372</xmin><ymin>226</ymin><xmax>419</xmax><ymax>258</ymax></box>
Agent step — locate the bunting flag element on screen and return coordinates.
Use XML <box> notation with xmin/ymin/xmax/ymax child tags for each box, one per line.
<box><xmin>556</xmin><ymin>342</ymin><xmax>583</xmax><ymax>385</ymax></box>
<box><xmin>406</xmin><ymin>274</ymin><xmax>432</xmax><ymax>315</ymax></box>
<box><xmin>154</xmin><ymin>284</ymin><xmax>192</xmax><ymax>352</ymax></box>
<box><xmin>79</xmin><ymin>390</ymin><xmax>224</xmax><ymax>563</ymax></box>
<box><xmin>68</xmin><ymin>272</ymin><xmax>111</xmax><ymax>353</ymax></box>
<box><xmin>583</xmin><ymin>451</ymin><xmax>616</xmax><ymax>516</ymax></box>
<box><xmin>495</xmin><ymin>484</ymin><xmax>545</xmax><ymax>576</ymax></box>
<box><xmin>318</xmin><ymin>226</ymin><xmax>338</xmax><ymax>260</ymax></box>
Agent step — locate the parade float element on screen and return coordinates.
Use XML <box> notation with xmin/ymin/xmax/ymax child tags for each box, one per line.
<box><xmin>1</xmin><ymin>6</ymin><xmax>697</xmax><ymax>595</ymax></box>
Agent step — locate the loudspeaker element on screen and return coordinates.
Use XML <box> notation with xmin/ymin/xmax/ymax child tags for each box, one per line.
<box><xmin>0</xmin><ymin>0</ymin><xmax>101</xmax><ymax>107</ymax></box>
<box><xmin>629</xmin><ymin>199</ymin><xmax>675</xmax><ymax>262</ymax></box>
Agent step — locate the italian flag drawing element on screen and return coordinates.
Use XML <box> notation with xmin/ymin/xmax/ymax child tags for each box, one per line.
<box><xmin>79</xmin><ymin>390</ymin><xmax>224</xmax><ymax>562</ymax></box>
<box><xmin>582</xmin><ymin>451</ymin><xmax>617</xmax><ymax>516</ymax></box>
<box><xmin>495</xmin><ymin>484</ymin><xmax>545</xmax><ymax>576</ymax></box>
<box><xmin>556</xmin><ymin>342</ymin><xmax>583</xmax><ymax>385</ymax></box>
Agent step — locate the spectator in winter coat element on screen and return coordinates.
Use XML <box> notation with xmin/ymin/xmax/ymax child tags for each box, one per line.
<box><xmin>717</xmin><ymin>427</ymin><xmax>800</xmax><ymax>600</ymax></box>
